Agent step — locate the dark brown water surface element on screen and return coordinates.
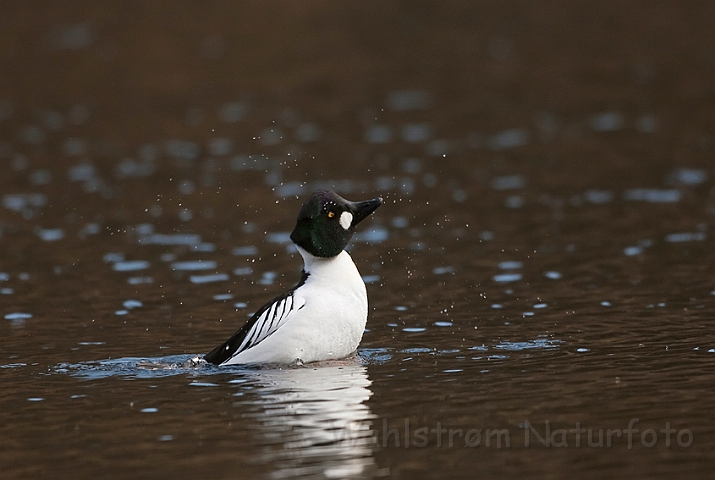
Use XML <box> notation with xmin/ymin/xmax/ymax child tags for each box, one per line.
<box><xmin>2</xmin><ymin>3</ymin><xmax>715</xmax><ymax>479</ymax></box>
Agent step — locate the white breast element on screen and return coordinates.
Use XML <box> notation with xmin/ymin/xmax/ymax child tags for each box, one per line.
<box><xmin>224</xmin><ymin>249</ymin><xmax>368</xmax><ymax>364</ymax></box>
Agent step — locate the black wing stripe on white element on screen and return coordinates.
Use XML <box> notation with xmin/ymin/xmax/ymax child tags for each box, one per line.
<box><xmin>243</xmin><ymin>294</ymin><xmax>304</xmax><ymax>353</ymax></box>
<box><xmin>203</xmin><ymin>271</ymin><xmax>309</xmax><ymax>365</ymax></box>
<box><xmin>243</xmin><ymin>309</ymin><xmax>266</xmax><ymax>350</ymax></box>
<box><xmin>274</xmin><ymin>295</ymin><xmax>291</xmax><ymax>330</ymax></box>
<box><xmin>266</xmin><ymin>300</ymin><xmax>280</xmax><ymax>334</ymax></box>
<box><xmin>243</xmin><ymin>304</ymin><xmax>275</xmax><ymax>351</ymax></box>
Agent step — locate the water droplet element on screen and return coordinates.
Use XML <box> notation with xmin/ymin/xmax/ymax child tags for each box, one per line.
<box><xmin>259</xmin><ymin>127</ymin><xmax>284</xmax><ymax>146</ymax></box>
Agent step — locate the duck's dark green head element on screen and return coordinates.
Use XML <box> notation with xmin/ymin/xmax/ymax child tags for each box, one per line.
<box><xmin>290</xmin><ymin>190</ymin><xmax>383</xmax><ymax>257</ymax></box>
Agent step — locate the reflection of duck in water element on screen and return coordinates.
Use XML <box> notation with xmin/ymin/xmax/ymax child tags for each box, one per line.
<box><xmin>242</xmin><ymin>361</ymin><xmax>379</xmax><ymax>479</ymax></box>
<box><xmin>204</xmin><ymin>190</ymin><xmax>383</xmax><ymax>366</ymax></box>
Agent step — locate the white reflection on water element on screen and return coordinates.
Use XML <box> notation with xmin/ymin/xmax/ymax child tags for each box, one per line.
<box><xmin>60</xmin><ymin>356</ymin><xmax>379</xmax><ymax>477</ymax></box>
<box><xmin>239</xmin><ymin>362</ymin><xmax>378</xmax><ymax>479</ymax></box>
<box><xmin>666</xmin><ymin>167</ymin><xmax>707</xmax><ymax>186</ymax></box>
<box><xmin>138</xmin><ymin>233</ymin><xmax>202</xmax><ymax>245</ymax></box>
<box><xmin>36</xmin><ymin>228</ymin><xmax>65</xmax><ymax>242</ymax></box>
<box><xmin>2</xmin><ymin>193</ymin><xmax>48</xmax><ymax>211</ymax></box>
<box><xmin>493</xmin><ymin>273</ymin><xmax>522</xmax><ymax>283</ymax></box>
<box><xmin>171</xmin><ymin>260</ymin><xmax>218</xmax><ymax>271</ymax></box>
<box><xmin>590</xmin><ymin>111</ymin><xmax>624</xmax><ymax>132</ymax></box>
<box><xmin>189</xmin><ymin>273</ymin><xmax>229</xmax><ymax>284</ymax></box>
<box><xmin>624</xmin><ymin>188</ymin><xmax>681</xmax><ymax>203</ymax></box>
<box><xmin>112</xmin><ymin>260</ymin><xmax>150</xmax><ymax>272</ymax></box>
<box><xmin>487</xmin><ymin>128</ymin><xmax>530</xmax><ymax>150</ymax></box>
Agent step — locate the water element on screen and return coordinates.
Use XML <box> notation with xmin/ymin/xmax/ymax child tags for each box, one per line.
<box><xmin>2</xmin><ymin>3</ymin><xmax>715</xmax><ymax>479</ymax></box>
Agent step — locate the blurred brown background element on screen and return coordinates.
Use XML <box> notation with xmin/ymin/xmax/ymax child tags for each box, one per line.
<box><xmin>2</xmin><ymin>1</ymin><xmax>713</xmax><ymax>147</ymax></box>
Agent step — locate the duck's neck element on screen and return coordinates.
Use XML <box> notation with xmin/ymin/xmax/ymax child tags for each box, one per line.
<box><xmin>296</xmin><ymin>246</ymin><xmax>360</xmax><ymax>284</ymax></box>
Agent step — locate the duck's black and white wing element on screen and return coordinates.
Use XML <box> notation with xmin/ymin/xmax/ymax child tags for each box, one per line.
<box><xmin>204</xmin><ymin>274</ymin><xmax>308</xmax><ymax>365</ymax></box>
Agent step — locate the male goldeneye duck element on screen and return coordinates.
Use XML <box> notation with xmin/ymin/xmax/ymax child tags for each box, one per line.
<box><xmin>204</xmin><ymin>189</ymin><xmax>383</xmax><ymax>365</ymax></box>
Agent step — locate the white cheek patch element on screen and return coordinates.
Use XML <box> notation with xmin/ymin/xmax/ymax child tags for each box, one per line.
<box><xmin>339</xmin><ymin>211</ymin><xmax>353</xmax><ymax>230</ymax></box>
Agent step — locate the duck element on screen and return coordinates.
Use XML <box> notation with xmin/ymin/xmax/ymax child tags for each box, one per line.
<box><xmin>204</xmin><ymin>189</ymin><xmax>383</xmax><ymax>365</ymax></box>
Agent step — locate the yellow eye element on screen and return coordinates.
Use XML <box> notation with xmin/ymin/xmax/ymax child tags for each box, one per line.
<box><xmin>327</xmin><ymin>211</ymin><xmax>335</xmax><ymax>218</ymax></box>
